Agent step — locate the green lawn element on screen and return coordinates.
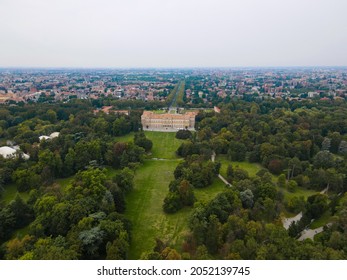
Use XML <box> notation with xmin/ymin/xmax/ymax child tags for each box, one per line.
<box><xmin>12</xmin><ymin>225</ymin><xmax>31</xmax><ymax>239</ymax></box>
<box><xmin>125</xmin><ymin>159</ymin><xmax>183</xmax><ymax>259</ymax></box>
<box><xmin>280</xmin><ymin>187</ymin><xmax>317</xmax><ymax>201</ymax></box>
<box><xmin>310</xmin><ymin>210</ymin><xmax>333</xmax><ymax>229</ymax></box>
<box><xmin>115</xmin><ymin>132</ymin><xmax>135</xmax><ymax>143</ymax></box>
<box><xmin>1</xmin><ymin>183</ymin><xmax>30</xmax><ymax>205</ymax></box>
<box><xmin>217</xmin><ymin>155</ymin><xmax>263</xmax><ymax>178</ymax></box>
<box><xmin>116</xmin><ymin>131</ymin><xmax>184</xmax><ymax>160</ymax></box>
<box><xmin>152</xmin><ymin>109</ymin><xmax>167</xmax><ymax>114</ymax></box>
<box><xmin>103</xmin><ymin>166</ymin><xmax>120</xmax><ymax>178</ymax></box>
<box><xmin>195</xmin><ymin>179</ymin><xmax>227</xmax><ymax>203</ymax></box>
<box><xmin>125</xmin><ymin>159</ymin><xmax>227</xmax><ymax>259</ymax></box>
<box><xmin>145</xmin><ymin>131</ymin><xmax>183</xmax><ymax>159</ymax></box>
<box><xmin>55</xmin><ymin>177</ymin><xmax>74</xmax><ymax>192</ymax></box>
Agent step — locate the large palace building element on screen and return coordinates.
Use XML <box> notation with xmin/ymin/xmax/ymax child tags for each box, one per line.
<box><xmin>141</xmin><ymin>111</ymin><xmax>197</xmax><ymax>131</ymax></box>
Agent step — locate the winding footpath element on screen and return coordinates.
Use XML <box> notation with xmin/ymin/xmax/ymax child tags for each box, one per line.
<box><xmin>298</xmin><ymin>224</ymin><xmax>332</xmax><ymax>241</ymax></box>
<box><xmin>282</xmin><ymin>186</ymin><xmax>331</xmax><ymax>240</ymax></box>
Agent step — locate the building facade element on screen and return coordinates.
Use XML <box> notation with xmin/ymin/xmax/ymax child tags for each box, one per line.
<box><xmin>141</xmin><ymin>111</ymin><xmax>196</xmax><ymax>131</ymax></box>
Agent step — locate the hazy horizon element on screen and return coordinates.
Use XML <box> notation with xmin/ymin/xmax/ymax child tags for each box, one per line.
<box><xmin>1</xmin><ymin>0</ymin><xmax>347</xmax><ymax>68</ymax></box>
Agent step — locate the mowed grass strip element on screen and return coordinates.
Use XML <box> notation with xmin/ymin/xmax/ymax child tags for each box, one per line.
<box><xmin>116</xmin><ymin>131</ymin><xmax>184</xmax><ymax>159</ymax></box>
<box><xmin>125</xmin><ymin>159</ymin><xmax>228</xmax><ymax>259</ymax></box>
<box><xmin>145</xmin><ymin>131</ymin><xmax>183</xmax><ymax>159</ymax></box>
<box><xmin>125</xmin><ymin>159</ymin><xmax>185</xmax><ymax>259</ymax></box>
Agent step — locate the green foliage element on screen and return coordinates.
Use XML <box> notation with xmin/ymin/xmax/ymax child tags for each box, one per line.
<box><xmin>163</xmin><ymin>192</ymin><xmax>182</xmax><ymax>214</ymax></box>
<box><xmin>114</xmin><ymin>167</ymin><xmax>134</xmax><ymax>193</ymax></box>
<box><xmin>134</xmin><ymin>132</ymin><xmax>153</xmax><ymax>152</ymax></box>
<box><xmin>287</xmin><ymin>180</ymin><xmax>298</xmax><ymax>193</ymax></box>
<box><xmin>285</xmin><ymin>196</ymin><xmax>305</xmax><ymax>213</ymax></box>
<box><xmin>175</xmin><ymin>129</ymin><xmax>192</xmax><ymax>140</ymax></box>
<box><xmin>12</xmin><ymin>168</ymin><xmax>41</xmax><ymax>192</ymax></box>
<box><xmin>313</xmin><ymin>151</ymin><xmax>335</xmax><ymax>169</ymax></box>
<box><xmin>240</xmin><ymin>189</ymin><xmax>254</xmax><ymax>208</ymax></box>
<box><xmin>277</xmin><ymin>174</ymin><xmax>286</xmax><ymax>188</ymax></box>
<box><xmin>2</xmin><ymin>96</ymin><xmax>347</xmax><ymax>260</ymax></box>
<box><xmin>306</xmin><ymin>194</ymin><xmax>329</xmax><ymax>219</ymax></box>
<box><xmin>228</xmin><ymin>141</ymin><xmax>247</xmax><ymax>161</ymax></box>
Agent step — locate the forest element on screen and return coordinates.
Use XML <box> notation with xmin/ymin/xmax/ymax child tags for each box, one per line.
<box><xmin>0</xmin><ymin>98</ymin><xmax>347</xmax><ymax>259</ymax></box>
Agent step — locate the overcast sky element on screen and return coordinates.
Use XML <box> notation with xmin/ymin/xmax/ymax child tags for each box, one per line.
<box><xmin>0</xmin><ymin>0</ymin><xmax>346</xmax><ymax>68</ymax></box>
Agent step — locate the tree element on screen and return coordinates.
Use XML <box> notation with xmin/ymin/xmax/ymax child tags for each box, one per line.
<box><xmin>240</xmin><ymin>189</ymin><xmax>254</xmax><ymax>208</ymax></box>
<box><xmin>112</xmin><ymin>117</ymin><xmax>130</xmax><ymax>136</ymax></box>
<box><xmin>176</xmin><ymin>130</ymin><xmax>192</xmax><ymax>140</ymax></box>
<box><xmin>287</xmin><ymin>180</ymin><xmax>298</xmax><ymax>193</ymax></box>
<box><xmin>205</xmin><ymin>215</ymin><xmax>222</xmax><ymax>254</ymax></box>
<box><xmin>306</xmin><ymin>194</ymin><xmax>328</xmax><ymax>219</ymax></box>
<box><xmin>321</xmin><ymin>137</ymin><xmax>331</xmax><ymax>151</ymax></box>
<box><xmin>108</xmin><ymin>182</ymin><xmax>126</xmax><ymax>213</ymax></box>
<box><xmin>106</xmin><ymin>231</ymin><xmax>129</xmax><ymax>260</ymax></box>
<box><xmin>45</xmin><ymin>109</ymin><xmax>57</xmax><ymax>124</ymax></box>
<box><xmin>12</xmin><ymin>168</ymin><xmax>41</xmax><ymax>192</ymax></box>
<box><xmin>163</xmin><ymin>192</ymin><xmax>182</xmax><ymax>213</ymax></box>
<box><xmin>8</xmin><ymin>195</ymin><xmax>34</xmax><ymax>229</ymax></box>
<box><xmin>114</xmin><ymin>168</ymin><xmax>134</xmax><ymax>193</ymax></box>
<box><xmin>31</xmin><ymin>236</ymin><xmax>78</xmax><ymax>260</ymax></box>
<box><xmin>338</xmin><ymin>140</ymin><xmax>347</xmax><ymax>155</ymax></box>
<box><xmin>228</xmin><ymin>141</ymin><xmax>247</xmax><ymax>161</ymax></box>
<box><xmin>0</xmin><ymin>207</ymin><xmax>16</xmax><ymax>242</ymax></box>
<box><xmin>134</xmin><ymin>132</ymin><xmax>153</xmax><ymax>152</ymax></box>
<box><xmin>178</xmin><ymin>179</ymin><xmax>196</xmax><ymax>206</ymax></box>
<box><xmin>285</xmin><ymin>196</ymin><xmax>305</xmax><ymax>213</ymax></box>
<box><xmin>160</xmin><ymin>247</ymin><xmax>182</xmax><ymax>260</ymax></box>
<box><xmin>277</xmin><ymin>174</ymin><xmax>286</xmax><ymax>188</ymax></box>
<box><xmin>38</xmin><ymin>149</ymin><xmax>63</xmax><ymax>180</ymax></box>
<box><xmin>226</xmin><ymin>164</ymin><xmax>234</xmax><ymax>180</ymax></box>
<box><xmin>5</xmin><ymin>235</ymin><xmax>34</xmax><ymax>260</ymax></box>
<box><xmin>78</xmin><ymin>226</ymin><xmax>105</xmax><ymax>259</ymax></box>
<box><xmin>287</xmin><ymin>157</ymin><xmax>302</xmax><ymax>180</ymax></box>
<box><xmin>268</xmin><ymin>159</ymin><xmax>284</xmax><ymax>175</ymax></box>
<box><xmin>105</xmin><ymin>142</ymin><xmax>127</xmax><ymax>168</ymax></box>
<box><xmin>74</xmin><ymin>140</ymin><xmax>102</xmax><ymax>171</ymax></box>
<box><xmin>313</xmin><ymin>151</ymin><xmax>335</xmax><ymax>169</ymax></box>
<box><xmin>64</xmin><ymin>148</ymin><xmax>76</xmax><ymax>176</ymax></box>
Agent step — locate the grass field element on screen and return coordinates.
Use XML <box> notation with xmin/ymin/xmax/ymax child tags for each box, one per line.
<box><xmin>145</xmin><ymin>131</ymin><xmax>183</xmax><ymax>159</ymax></box>
<box><xmin>125</xmin><ymin>159</ymin><xmax>183</xmax><ymax>259</ymax></box>
<box><xmin>1</xmin><ymin>183</ymin><xmax>30</xmax><ymax>205</ymax></box>
<box><xmin>310</xmin><ymin>210</ymin><xmax>332</xmax><ymax>229</ymax></box>
<box><xmin>125</xmin><ymin>158</ymin><xmax>227</xmax><ymax>259</ymax></box>
<box><xmin>217</xmin><ymin>155</ymin><xmax>264</xmax><ymax>178</ymax></box>
<box><xmin>152</xmin><ymin>109</ymin><xmax>167</xmax><ymax>114</ymax></box>
<box><xmin>195</xmin><ymin>179</ymin><xmax>227</xmax><ymax>203</ymax></box>
<box><xmin>115</xmin><ymin>132</ymin><xmax>135</xmax><ymax>143</ymax></box>
<box><xmin>281</xmin><ymin>187</ymin><xmax>317</xmax><ymax>201</ymax></box>
<box><xmin>116</xmin><ymin>131</ymin><xmax>184</xmax><ymax>159</ymax></box>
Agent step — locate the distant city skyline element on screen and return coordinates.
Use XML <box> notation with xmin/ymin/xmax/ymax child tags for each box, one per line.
<box><xmin>1</xmin><ymin>0</ymin><xmax>346</xmax><ymax>68</ymax></box>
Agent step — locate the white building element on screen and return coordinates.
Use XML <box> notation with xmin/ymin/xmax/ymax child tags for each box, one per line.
<box><xmin>0</xmin><ymin>146</ymin><xmax>30</xmax><ymax>160</ymax></box>
<box><xmin>39</xmin><ymin>132</ymin><xmax>60</xmax><ymax>142</ymax></box>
